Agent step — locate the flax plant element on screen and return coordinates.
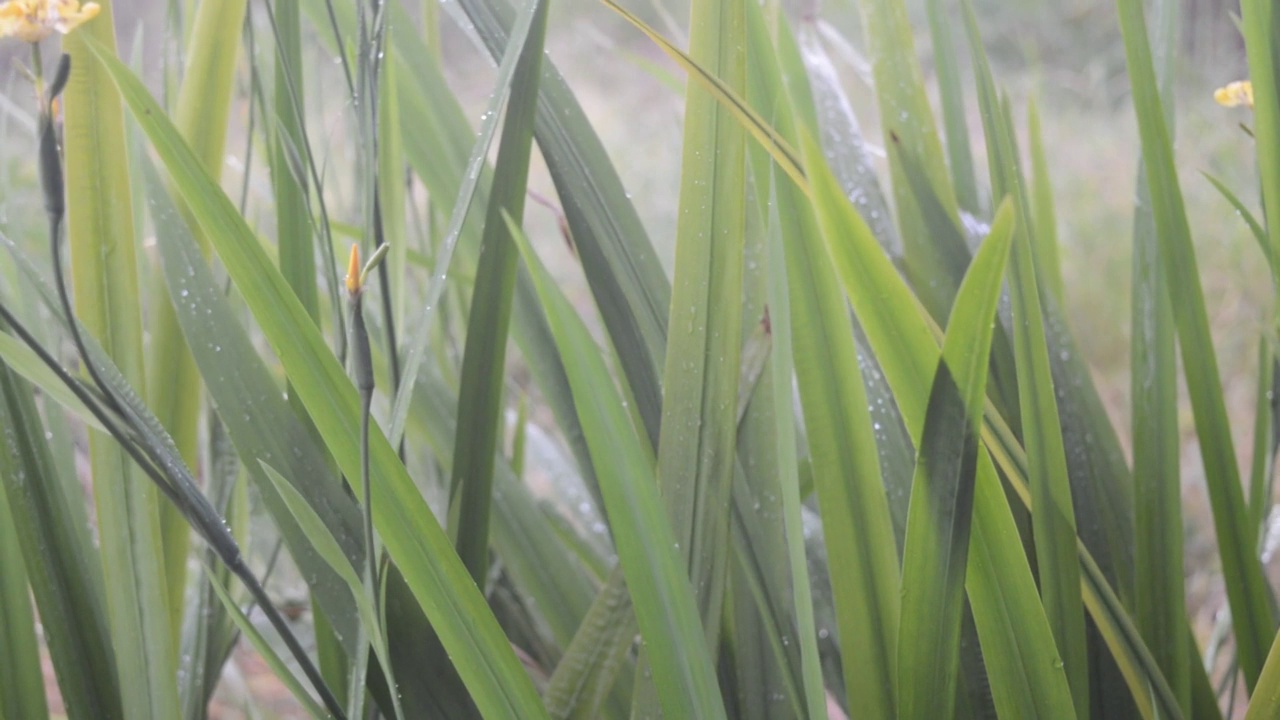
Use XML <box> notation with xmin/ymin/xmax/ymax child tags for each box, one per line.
<box><xmin>7</xmin><ymin>0</ymin><xmax>1280</xmax><ymax>717</ymax></box>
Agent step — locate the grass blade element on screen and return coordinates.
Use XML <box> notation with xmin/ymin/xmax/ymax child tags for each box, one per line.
<box><xmin>147</xmin><ymin>0</ymin><xmax>249</xmax><ymax>628</ymax></box>
<box><xmin>735</xmin><ymin>17</ymin><xmax>902</xmax><ymax>712</ymax></box>
<box><xmin>448</xmin><ymin>0</ymin><xmax>550</xmax><ymax>583</ymax></box>
<box><xmin>545</xmin><ymin>567</ymin><xmax>637</xmax><ymax>719</ymax></box>
<box><xmin>793</xmin><ymin>20</ymin><xmax>900</xmax><ymax>258</ymax></box>
<box><xmin>1116</xmin><ymin>0</ymin><xmax>1275</xmax><ymax>688</ymax></box>
<box><xmin>0</xmin><ymin>332</ymin><xmax>106</xmax><ymax>431</ymax></box>
<box><xmin>373</xmin><ymin>0</ymin><xmax>544</xmax><ymax>449</ymax></box>
<box><xmin>779</xmin><ymin>131</ymin><xmax>903</xmax><ymax>718</ymax></box>
<box><xmin>1246</xmin><ymin>630</ymin><xmax>1280</xmax><ymax>719</ymax></box>
<box><xmin>973</xmin><ymin>65</ymin><xmax>1091</xmax><ymax>720</ymax></box>
<box><xmin>270</xmin><ymin>0</ymin><xmax>319</xmax><ymax>321</ymax></box>
<box><xmin>1248</xmin><ymin>339</ymin><xmax>1280</xmax><ymax>531</ymax></box>
<box><xmin>1130</xmin><ymin>0</ymin><xmax>1188</xmax><ymax>711</ymax></box>
<box><xmin>643</xmin><ymin>0</ymin><xmax>748</xmax><ymax>671</ymax></box>
<box><xmin>0</xmin><ymin>443</ymin><xmax>50</xmax><ymax>720</ymax></box>
<box><xmin>727</xmin><ymin>168</ymin><xmax>827</xmax><ymax>718</ymax></box>
<box><xmin>409</xmin><ymin>363</ymin><xmax>602</xmax><ymax>665</ymax></box>
<box><xmin>201</xmin><ymin>562</ymin><xmax>332</xmax><ymax>720</ymax></box>
<box><xmin>961</xmin><ymin>10</ymin><xmax>1095</xmax><ymax>711</ymax></box>
<box><xmin>1240</xmin><ymin>0</ymin><xmax>1280</xmax><ymax>280</ymax></box>
<box><xmin>923</xmin><ymin>0</ymin><xmax>980</xmax><ymax>214</ymax></box>
<box><xmin>258</xmin><ymin>459</ymin><xmax>401</xmax><ymax>719</ymax></box>
<box><xmin>510</xmin><ymin>215</ymin><xmax>727</xmax><ymax>719</ymax></box>
<box><xmin>897</xmin><ymin>201</ymin><xmax>1014</xmax><ymax>720</ymax></box>
<box><xmin>744</xmin><ymin>14</ymin><xmax>867</xmax><ymax>717</ymax></box>
<box><xmin>377</xmin><ymin>42</ymin><xmax>408</xmax><ymax>331</ymax></box>
<box><xmin>1027</xmin><ymin>100</ymin><xmax>1064</xmax><ymax>307</ymax></box>
<box><xmin>854</xmin><ymin>0</ymin><xmax>961</xmax><ymax>292</ymax></box>
<box><xmin>144</xmin><ymin>152</ymin><xmax>481</xmax><ymax>717</ymax></box>
<box><xmin>178</xmin><ymin>418</ymin><xmax>243</xmax><ymax>719</ymax></box>
<box><xmin>1203</xmin><ymin>172</ymin><xmax>1269</xmax><ymax>262</ymax></box>
<box><xmin>0</xmin><ymin>316</ymin><xmax>119</xmax><ymax>720</ymax></box>
<box><xmin>456</xmin><ymin>0</ymin><xmax>673</xmax><ymax>442</ymax></box>
<box><xmin>64</xmin><ymin>5</ymin><xmax>179</xmax><ymax>715</ymax></box>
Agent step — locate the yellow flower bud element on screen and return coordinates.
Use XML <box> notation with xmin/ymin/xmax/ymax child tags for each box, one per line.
<box><xmin>346</xmin><ymin>244</ymin><xmax>362</xmax><ymax>295</ymax></box>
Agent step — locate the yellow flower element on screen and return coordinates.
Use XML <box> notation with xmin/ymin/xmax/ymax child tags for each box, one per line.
<box><xmin>0</xmin><ymin>0</ymin><xmax>99</xmax><ymax>44</ymax></box>
<box><xmin>1215</xmin><ymin>80</ymin><xmax>1254</xmax><ymax>109</ymax></box>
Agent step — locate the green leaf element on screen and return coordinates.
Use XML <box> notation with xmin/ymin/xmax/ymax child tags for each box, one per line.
<box><xmin>448</xmin><ymin>0</ymin><xmax>549</xmax><ymax>583</ymax></box>
<box><xmin>735</xmin><ymin>17</ymin><xmax>902</xmax><ymax>714</ymax></box>
<box><xmin>270</xmin><ymin>0</ymin><xmax>319</xmax><ymax>321</ymax></box>
<box><xmin>964</xmin><ymin>18</ymin><xmax>1089</xmax><ymax>713</ymax></box>
<box><xmin>854</xmin><ymin>0</ymin><xmax>961</xmax><ymax>292</ymax></box>
<box><xmin>410</xmin><ymin>364</ymin><xmax>602</xmax><ymax>665</ymax></box>
<box><xmin>1248</xmin><ymin>339</ymin><xmax>1280</xmax><ymax>532</ymax></box>
<box><xmin>64</xmin><ymin>5</ymin><xmax>180</xmax><ymax>715</ymax></box>
<box><xmin>1246</xmin><ymin>630</ymin><xmax>1280</xmax><ymax>719</ymax></box>
<box><xmin>178</xmin><ymin>419</ymin><xmax>243</xmax><ymax>720</ymax></box>
<box><xmin>201</xmin><ymin>561</ymin><xmax>332</xmax><ymax>720</ymax></box>
<box><xmin>0</xmin><ymin>321</ymin><xmax>120</xmax><ymax>720</ymax></box>
<box><xmin>890</xmin><ymin>133</ymin><xmax>1021</xmax><ymax>430</ymax></box>
<box><xmin>1130</xmin><ymin>0</ymin><xmax>1188</xmax><ymax>712</ymax></box>
<box><xmin>1203</xmin><ymin>172</ymin><xmax>1270</xmax><ymax>265</ymax></box>
<box><xmin>509</xmin><ymin>215</ymin><xmax>727</xmax><ymax>719</ymax></box>
<box><xmin>544</xmin><ymin>567</ymin><xmax>637</xmax><ymax>720</ymax></box>
<box><xmin>959</xmin><ymin>16</ymin><xmax>1140</xmax><ymax>715</ymax></box>
<box><xmin>92</xmin><ymin>40</ymin><xmax>548</xmax><ymax>719</ymax></box>
<box><xmin>1117</xmin><ymin>0</ymin><xmax>1275</xmax><ymax>689</ymax></box>
<box><xmin>801</xmin><ymin>130</ymin><xmax>1076</xmax><ymax>718</ymax></box>
<box><xmin>791</xmin><ymin>21</ymin><xmax>900</xmax><ymax>258</ymax></box>
<box><xmin>1077</xmin><ymin>545</ymin><xmax>1185</xmax><ymax>720</ymax></box>
<box><xmin>0</xmin><ymin>332</ymin><xmax>106</xmax><ymax>432</ymax></box>
<box><xmin>924</xmin><ymin>0</ymin><xmax>980</xmax><ymax>214</ymax></box>
<box><xmin>1027</xmin><ymin>100</ymin><xmax>1064</xmax><ymax>306</ymax></box>
<box><xmin>775</xmin><ymin>132</ymin><xmax>903</xmax><ymax>718</ymax></box>
<box><xmin>1240</xmin><ymin>0</ymin><xmax>1280</xmax><ymax>282</ymax></box>
<box><xmin>637</xmin><ymin>0</ymin><xmax>749</xmax><ymax>698</ymax></box>
<box><xmin>898</xmin><ymin>201</ymin><xmax>1013</xmax><ymax>720</ymax></box>
<box><xmin>259</xmin><ymin>459</ymin><xmax>404</xmax><ymax>720</ymax></box>
<box><xmin>377</xmin><ymin>39</ymin><xmax>408</xmax><ymax>328</ymax></box>
<box><xmin>453</xmin><ymin>0</ymin><xmax>673</xmax><ymax>444</ymax></box>
<box><xmin>722</xmin><ymin>174</ymin><xmax>813</xmax><ymax>720</ymax></box>
<box><xmin>977</xmin><ymin>70</ymin><xmax>1090</xmax><ymax>720</ymax></box>
<box><xmin>743</xmin><ymin>13</ymin><xmax>862</xmax><ymax>717</ymax></box>
<box><xmin>603</xmin><ymin>0</ymin><xmax>804</xmax><ymax>194</ymax></box>
<box><xmin>376</xmin><ymin>0</ymin><xmax>548</xmax><ymax>449</ymax></box>
<box><xmin>147</xmin><ymin>0</ymin><xmax>249</xmax><ymax>629</ymax></box>
<box><xmin>0</xmin><ymin>460</ymin><xmax>50</xmax><ymax>720</ymax></box>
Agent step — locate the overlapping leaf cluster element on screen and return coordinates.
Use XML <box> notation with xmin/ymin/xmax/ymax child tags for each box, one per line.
<box><xmin>1</xmin><ymin>0</ymin><xmax>1279</xmax><ymax>718</ymax></box>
